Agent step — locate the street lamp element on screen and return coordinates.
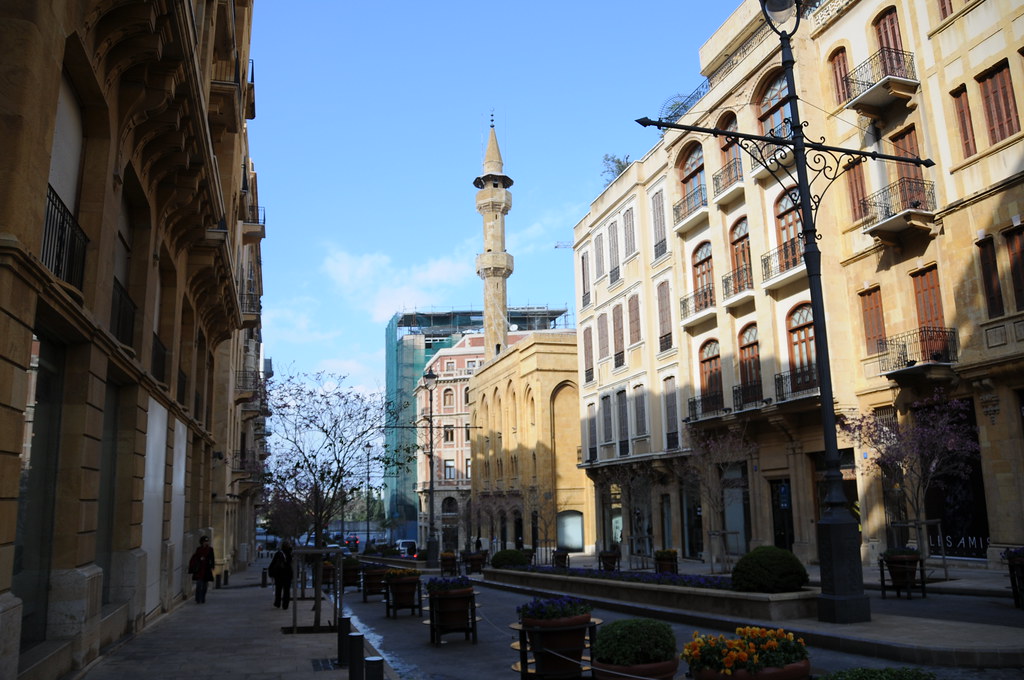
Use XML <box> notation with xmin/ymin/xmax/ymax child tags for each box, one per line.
<box><xmin>636</xmin><ymin>0</ymin><xmax>930</xmax><ymax>624</ymax></box>
<box><xmin>365</xmin><ymin>442</ymin><xmax>372</xmax><ymax>554</ymax></box>
<box><xmin>423</xmin><ymin>368</ymin><xmax>439</xmax><ymax>568</ymax></box>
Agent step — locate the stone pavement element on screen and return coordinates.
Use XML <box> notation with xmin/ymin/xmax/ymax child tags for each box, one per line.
<box><xmin>70</xmin><ymin>552</ymin><xmax>1024</xmax><ymax>680</ymax></box>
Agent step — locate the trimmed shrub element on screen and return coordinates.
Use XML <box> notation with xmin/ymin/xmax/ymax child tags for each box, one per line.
<box><xmin>731</xmin><ymin>546</ymin><xmax>808</xmax><ymax>593</ymax></box>
<box><xmin>592</xmin><ymin>618</ymin><xmax>676</xmax><ymax>665</ymax></box>
<box><xmin>490</xmin><ymin>549</ymin><xmax>530</xmax><ymax>569</ymax></box>
<box><xmin>821</xmin><ymin>669</ymin><xmax>936</xmax><ymax>680</ymax></box>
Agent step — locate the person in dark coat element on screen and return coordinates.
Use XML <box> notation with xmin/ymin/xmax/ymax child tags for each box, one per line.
<box><xmin>270</xmin><ymin>541</ymin><xmax>294</xmax><ymax>609</ymax></box>
<box><xmin>188</xmin><ymin>536</ymin><xmax>215</xmax><ymax>604</ymax></box>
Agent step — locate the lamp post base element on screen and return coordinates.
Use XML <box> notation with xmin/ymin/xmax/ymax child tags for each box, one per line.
<box><xmin>816</xmin><ymin>518</ymin><xmax>871</xmax><ymax>623</ymax></box>
<box><xmin>426</xmin><ymin>536</ymin><xmax>440</xmax><ymax>568</ymax></box>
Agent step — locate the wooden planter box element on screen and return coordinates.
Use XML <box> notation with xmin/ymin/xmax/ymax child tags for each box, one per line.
<box><xmin>385</xmin><ymin>577</ymin><xmax>422</xmax><ymax>617</ymax></box>
<box><xmin>486</xmin><ymin>568</ymin><xmax>817</xmax><ymax>621</ymax></box>
<box><xmin>362</xmin><ymin>568</ymin><xmax>388</xmax><ymax>602</ymax></box>
<box><xmin>427</xmin><ymin>588</ymin><xmax>478</xmax><ymax>646</ymax></box>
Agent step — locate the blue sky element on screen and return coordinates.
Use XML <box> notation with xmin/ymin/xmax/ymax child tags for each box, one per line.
<box><xmin>249</xmin><ymin>1</ymin><xmax>739</xmax><ymax>391</ymax></box>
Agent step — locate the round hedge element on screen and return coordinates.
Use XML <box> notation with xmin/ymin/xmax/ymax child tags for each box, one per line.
<box><xmin>592</xmin><ymin>617</ymin><xmax>676</xmax><ymax>665</ymax></box>
<box><xmin>490</xmin><ymin>549</ymin><xmax>530</xmax><ymax>569</ymax></box>
<box><xmin>731</xmin><ymin>545</ymin><xmax>809</xmax><ymax>593</ymax></box>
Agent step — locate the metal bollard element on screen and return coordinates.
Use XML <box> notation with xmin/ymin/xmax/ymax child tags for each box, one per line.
<box><xmin>337</xmin><ymin>617</ymin><xmax>351</xmax><ymax>667</ymax></box>
<box><xmin>364</xmin><ymin>656</ymin><xmax>384</xmax><ymax>680</ymax></box>
<box><xmin>348</xmin><ymin>633</ymin><xmax>365</xmax><ymax>680</ymax></box>
<box><xmin>215</xmin><ymin>574</ymin><xmax>222</xmax><ymax>589</ymax></box>
<box><xmin>223</xmin><ymin>571</ymin><xmax>229</xmax><ymax>587</ymax></box>
<box><xmin>261</xmin><ymin>568</ymin><xmax>268</xmax><ymax>588</ymax></box>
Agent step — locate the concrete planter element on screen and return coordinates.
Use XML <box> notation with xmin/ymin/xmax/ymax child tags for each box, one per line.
<box><xmin>485</xmin><ymin>569</ymin><xmax>818</xmax><ymax>621</ymax></box>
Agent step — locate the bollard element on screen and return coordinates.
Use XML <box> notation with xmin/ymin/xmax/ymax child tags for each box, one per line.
<box><xmin>364</xmin><ymin>656</ymin><xmax>384</xmax><ymax>680</ymax></box>
<box><xmin>348</xmin><ymin>633</ymin><xmax>365</xmax><ymax>680</ymax></box>
<box><xmin>337</xmin><ymin>616</ymin><xmax>351</xmax><ymax>667</ymax></box>
<box><xmin>215</xmin><ymin>574</ymin><xmax>222</xmax><ymax>589</ymax></box>
<box><xmin>223</xmin><ymin>571</ymin><xmax>229</xmax><ymax>587</ymax></box>
<box><xmin>261</xmin><ymin>568</ymin><xmax>268</xmax><ymax>588</ymax></box>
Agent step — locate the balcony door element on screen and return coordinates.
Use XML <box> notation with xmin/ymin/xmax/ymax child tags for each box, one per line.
<box><xmin>787</xmin><ymin>304</ymin><xmax>817</xmax><ymax>393</ymax></box>
<box><xmin>913</xmin><ymin>266</ymin><xmax>949</xmax><ymax>360</ymax></box>
<box><xmin>692</xmin><ymin>242</ymin><xmax>714</xmax><ymax>310</ymax></box>
<box><xmin>776</xmin><ymin>191</ymin><xmax>802</xmax><ymax>272</ymax></box>
<box><xmin>730</xmin><ymin>219</ymin><xmax>751</xmax><ymax>292</ymax></box>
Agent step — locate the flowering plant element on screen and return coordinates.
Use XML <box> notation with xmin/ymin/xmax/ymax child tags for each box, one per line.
<box><xmin>882</xmin><ymin>546</ymin><xmax>920</xmax><ymax>558</ymax></box>
<box><xmin>517</xmin><ymin>596</ymin><xmax>592</xmax><ymax>621</ymax></box>
<box><xmin>1001</xmin><ymin>546</ymin><xmax>1024</xmax><ymax>561</ymax></box>
<box><xmin>425</xmin><ymin>576</ymin><xmax>472</xmax><ymax>593</ymax></box>
<box><xmin>682</xmin><ymin>626</ymin><xmax>808</xmax><ymax>675</ymax></box>
<box><xmin>384</xmin><ymin>568</ymin><xmax>420</xmax><ymax>581</ymax></box>
<box><xmin>654</xmin><ymin>549</ymin><xmax>678</xmax><ymax>559</ymax></box>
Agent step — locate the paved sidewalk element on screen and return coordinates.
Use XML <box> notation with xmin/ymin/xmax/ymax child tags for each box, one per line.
<box><xmin>74</xmin><ymin>556</ymin><xmax>359</xmax><ymax>680</ymax></box>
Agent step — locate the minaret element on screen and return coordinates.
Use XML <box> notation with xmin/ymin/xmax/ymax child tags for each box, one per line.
<box><xmin>474</xmin><ymin>122</ymin><xmax>514</xmax><ymax>360</ymax></box>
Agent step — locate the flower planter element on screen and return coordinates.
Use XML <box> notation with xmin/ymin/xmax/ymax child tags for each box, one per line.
<box><xmin>341</xmin><ymin>565</ymin><xmax>361</xmax><ymax>589</ymax></box>
<box><xmin>440</xmin><ymin>555</ymin><xmax>460</xmax><ymax>576</ymax></box>
<box><xmin>654</xmin><ymin>557</ymin><xmax>678</xmax><ymax>574</ymax></box>
<box><xmin>598</xmin><ymin>552</ymin><xmax>619</xmax><ymax>571</ymax></box>
<box><xmin>1007</xmin><ymin>557</ymin><xmax>1024</xmax><ymax>609</ymax></box>
<box><xmin>552</xmin><ymin>551</ymin><xmax>570</xmax><ymax>568</ymax></box>
<box><xmin>385</xmin><ymin>576</ymin><xmax>422</xmax><ymax>617</ymax></box>
<box><xmin>466</xmin><ymin>553</ymin><xmax>486</xmax><ymax>574</ymax></box>
<box><xmin>428</xmin><ymin>587</ymin><xmax>477</xmax><ymax>645</ymax></box>
<box><xmin>521</xmin><ymin>613</ymin><xmax>592</xmax><ymax>678</ymax></box>
<box><xmin>881</xmin><ymin>555</ymin><xmax>922</xmax><ymax>599</ymax></box>
<box><xmin>593</xmin><ymin>657</ymin><xmax>679</xmax><ymax>680</ymax></box>
<box><xmin>362</xmin><ymin>568</ymin><xmax>388</xmax><ymax>602</ymax></box>
<box><xmin>692</xmin><ymin>659</ymin><xmax>810</xmax><ymax>680</ymax></box>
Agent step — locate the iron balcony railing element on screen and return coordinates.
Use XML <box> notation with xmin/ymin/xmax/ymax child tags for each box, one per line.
<box><xmin>713</xmin><ymin>157</ymin><xmax>743</xmax><ymax>196</ymax></box>
<box><xmin>609</xmin><ymin>266</ymin><xmax>620</xmax><ymax>284</ymax></box>
<box><xmin>654</xmin><ymin>239</ymin><xmax>667</xmax><ymax>259</ymax></box>
<box><xmin>673</xmin><ymin>184</ymin><xmax>708</xmax><ymax>224</ymax></box>
<box><xmin>774</xmin><ymin>363</ymin><xmax>819</xmax><ymax>402</ymax></box>
<box><xmin>722</xmin><ymin>264</ymin><xmax>753</xmax><ymax>298</ymax></box>
<box><xmin>753</xmin><ymin>120</ymin><xmax>793</xmax><ymax>171</ymax></box>
<box><xmin>618</xmin><ymin>439</ymin><xmax>629</xmax><ymax>456</ymax></box>
<box><xmin>244</xmin><ymin>205</ymin><xmax>265</xmax><ymax>225</ymax></box>
<box><xmin>862</xmin><ymin>177</ymin><xmax>936</xmax><ymax>225</ymax></box>
<box><xmin>110</xmin><ymin>279</ymin><xmax>136</xmax><ymax>346</ymax></box>
<box><xmin>584</xmin><ymin>367</ymin><xmax>594</xmax><ymax>383</ymax></box>
<box><xmin>844</xmin><ymin>47</ymin><xmax>917</xmax><ymax>103</ymax></box>
<box><xmin>582</xmin><ymin>291</ymin><xmax>591</xmax><ymax>307</ymax></box>
<box><xmin>659</xmin><ymin>333</ymin><xmax>672</xmax><ymax>352</ymax></box>
<box><xmin>42</xmin><ymin>184</ymin><xmax>88</xmax><ymax>289</ymax></box>
<box><xmin>761</xmin><ymin>237</ymin><xmax>804</xmax><ymax>281</ymax></box>
<box><xmin>733</xmin><ymin>381</ymin><xmax>764</xmax><ymax>410</ymax></box>
<box><xmin>689</xmin><ymin>391</ymin><xmax>725</xmax><ymax>420</ymax></box>
<box><xmin>151</xmin><ymin>333</ymin><xmax>168</xmax><ymax>383</ymax></box>
<box><xmin>236</xmin><ymin>370</ymin><xmax>262</xmax><ymax>392</ymax></box>
<box><xmin>240</xmin><ymin>293</ymin><xmax>262</xmax><ymax>315</ymax></box>
<box><xmin>665</xmin><ymin>430</ymin><xmax>680</xmax><ymax>451</ymax></box>
<box><xmin>588</xmin><ymin>446</ymin><xmax>597</xmax><ymax>463</ymax></box>
<box><xmin>680</xmin><ymin>284</ymin><xmax>715</xmax><ymax>319</ymax></box>
<box><xmin>876</xmin><ymin>327</ymin><xmax>959</xmax><ymax>373</ymax></box>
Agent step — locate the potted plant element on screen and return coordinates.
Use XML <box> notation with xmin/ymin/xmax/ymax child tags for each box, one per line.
<box><xmin>654</xmin><ymin>549</ymin><xmax>678</xmax><ymax>574</ymax></box>
<box><xmin>426</xmin><ymin>576</ymin><xmax>476</xmax><ymax>645</ymax></box>
<box><xmin>552</xmin><ymin>549</ymin><xmax>570</xmax><ymax>568</ymax></box>
<box><xmin>517</xmin><ymin>596</ymin><xmax>593</xmax><ymax>678</ymax></box>
<box><xmin>591</xmin><ymin>617</ymin><xmax>678</xmax><ymax>680</ymax></box>
<box><xmin>682</xmin><ymin>626</ymin><xmax>810</xmax><ymax>680</ymax></box>
<box><xmin>1000</xmin><ymin>546</ymin><xmax>1024</xmax><ymax>609</ymax></box>
<box><xmin>341</xmin><ymin>556</ymin><xmax>361</xmax><ymax>589</ymax></box>
<box><xmin>598</xmin><ymin>544</ymin><xmax>620</xmax><ymax>571</ymax></box>
<box><xmin>439</xmin><ymin>551</ymin><xmax>459</xmax><ymax>576</ymax></box>
<box><xmin>881</xmin><ymin>546</ymin><xmax>921</xmax><ymax>595</ymax></box>
<box><xmin>361</xmin><ymin>563</ymin><xmax>388</xmax><ymax>602</ymax></box>
<box><xmin>384</xmin><ymin>568</ymin><xmax>422</xmax><ymax>617</ymax></box>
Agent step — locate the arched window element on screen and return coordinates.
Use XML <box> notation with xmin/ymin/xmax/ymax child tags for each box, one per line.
<box><xmin>760</xmin><ymin>72</ymin><xmax>790</xmax><ymax>137</ymax></box>
<box><xmin>738</xmin><ymin>324</ymin><xmax>761</xmax><ymax>405</ymax></box>
<box><xmin>680</xmin><ymin>145</ymin><xmax>706</xmax><ymax>215</ymax></box>
<box><xmin>787</xmin><ymin>304</ymin><xmax>817</xmax><ymax>394</ymax></box>
<box><xmin>699</xmin><ymin>340</ymin><xmax>723</xmax><ymax>411</ymax></box>
<box><xmin>829</xmin><ymin>48</ymin><xmax>850</xmax><ymax>105</ymax></box>
<box><xmin>464</xmin><ymin>386</ymin><xmax>470</xmax><ymax>404</ymax></box>
<box><xmin>692</xmin><ymin>242</ymin><xmax>714</xmax><ymax>311</ymax></box>
<box><xmin>442</xmin><ymin>388</ymin><xmax>454</xmax><ymax>408</ymax></box>
<box><xmin>730</xmin><ymin>218</ymin><xmax>751</xmax><ymax>293</ymax></box>
<box><xmin>775</xmin><ymin>190</ymin><xmax>802</xmax><ymax>273</ymax></box>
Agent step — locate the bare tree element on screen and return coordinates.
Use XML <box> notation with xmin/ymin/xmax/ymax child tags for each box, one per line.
<box><xmin>601</xmin><ymin>153</ymin><xmax>631</xmax><ymax>185</ymax></box>
<box><xmin>265</xmin><ymin>370</ymin><xmax>412</xmax><ymax>627</ymax></box>
<box><xmin>669</xmin><ymin>426</ymin><xmax>756</xmax><ymax>572</ymax></box>
<box><xmin>840</xmin><ymin>389</ymin><xmax>980</xmax><ymax>555</ymax></box>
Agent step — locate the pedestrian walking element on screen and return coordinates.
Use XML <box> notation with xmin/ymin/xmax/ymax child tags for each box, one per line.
<box><xmin>188</xmin><ymin>535</ymin><xmax>215</xmax><ymax>604</ymax></box>
<box><xmin>269</xmin><ymin>541</ymin><xmax>294</xmax><ymax>609</ymax></box>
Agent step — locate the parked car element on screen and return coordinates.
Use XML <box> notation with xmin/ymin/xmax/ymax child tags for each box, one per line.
<box><xmin>344</xmin><ymin>534</ymin><xmax>361</xmax><ymax>551</ymax></box>
<box><xmin>397</xmin><ymin>540</ymin><xmax>417</xmax><ymax>558</ymax></box>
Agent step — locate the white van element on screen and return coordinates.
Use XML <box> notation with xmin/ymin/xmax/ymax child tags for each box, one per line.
<box><xmin>396</xmin><ymin>540</ymin><xmax>417</xmax><ymax>558</ymax></box>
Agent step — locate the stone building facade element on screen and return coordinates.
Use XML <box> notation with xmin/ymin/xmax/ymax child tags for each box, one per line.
<box><xmin>0</xmin><ymin>1</ymin><xmax>267</xmax><ymax>677</ymax></box>
<box><xmin>575</xmin><ymin>0</ymin><xmax>1022</xmax><ymax>570</ymax></box>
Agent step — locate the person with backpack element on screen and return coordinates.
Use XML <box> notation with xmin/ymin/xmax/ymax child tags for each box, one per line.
<box><xmin>188</xmin><ymin>536</ymin><xmax>215</xmax><ymax>604</ymax></box>
<box><xmin>269</xmin><ymin>541</ymin><xmax>294</xmax><ymax>609</ymax></box>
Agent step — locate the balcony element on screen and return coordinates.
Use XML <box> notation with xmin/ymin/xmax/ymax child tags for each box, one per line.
<box><xmin>110</xmin><ymin>279</ymin><xmax>136</xmax><ymax>347</ymax></box>
<box><xmin>732</xmin><ymin>382</ymin><xmax>764</xmax><ymax>411</ymax></box>
<box><xmin>654</xmin><ymin>239</ymin><xmax>668</xmax><ymax>260</ymax></box>
<box><xmin>861</xmin><ymin>177</ymin><xmax>936</xmax><ymax>240</ymax></box>
<box><xmin>750</xmin><ymin>122</ymin><xmax>795</xmax><ymax>181</ymax></box>
<box><xmin>584</xmin><ymin>367</ymin><xmax>594</xmax><ymax>383</ymax></box>
<box><xmin>712</xmin><ymin>158</ymin><xmax>744</xmax><ymax>205</ymax></box>
<box><xmin>688</xmin><ymin>391</ymin><xmax>725</xmax><ymax>421</ymax></box>
<box><xmin>613</xmin><ymin>351</ymin><xmax>625</xmax><ymax>369</ymax></box>
<box><xmin>608</xmin><ymin>266</ymin><xmax>620</xmax><ymax>285</ymax></box>
<box><xmin>42</xmin><ymin>185</ymin><xmax>88</xmax><ymax>290</ymax></box>
<box><xmin>774</xmin><ymin>364</ymin><xmax>819</xmax><ymax>403</ymax></box>
<box><xmin>673</xmin><ymin>184</ymin><xmax>709</xmax><ymax>234</ymax></box>
<box><xmin>877</xmin><ymin>327</ymin><xmax>959</xmax><ymax>376</ymax></box>
<box><xmin>761</xmin><ymin>238</ymin><xmax>805</xmax><ymax>290</ymax></box>
<box><xmin>659</xmin><ymin>333</ymin><xmax>673</xmax><ymax>353</ymax></box>
<box><xmin>210</xmin><ymin>55</ymin><xmax>242</xmax><ymax>133</ymax></box>
<box><xmin>844</xmin><ymin>48</ymin><xmax>919</xmax><ymax>118</ymax></box>
<box><xmin>722</xmin><ymin>265</ymin><xmax>755</xmax><ymax>308</ymax></box>
<box><xmin>242</xmin><ymin>204</ymin><xmax>265</xmax><ymax>244</ymax></box>
<box><xmin>235</xmin><ymin>370</ymin><xmax>262</xmax><ymax>403</ymax></box>
<box><xmin>240</xmin><ymin>293</ymin><xmax>261</xmax><ymax>328</ymax></box>
<box><xmin>665</xmin><ymin>430</ymin><xmax>680</xmax><ymax>451</ymax></box>
<box><xmin>582</xmin><ymin>291</ymin><xmax>591</xmax><ymax>308</ymax></box>
<box><xmin>680</xmin><ymin>284</ymin><xmax>716</xmax><ymax>328</ymax></box>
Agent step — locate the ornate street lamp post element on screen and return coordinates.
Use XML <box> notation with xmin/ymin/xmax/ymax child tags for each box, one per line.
<box><xmin>365</xmin><ymin>442</ymin><xmax>372</xmax><ymax>553</ymax></box>
<box><xmin>637</xmin><ymin>0</ymin><xmax>931</xmax><ymax>623</ymax></box>
<box><xmin>423</xmin><ymin>369</ymin><xmax>439</xmax><ymax>568</ymax></box>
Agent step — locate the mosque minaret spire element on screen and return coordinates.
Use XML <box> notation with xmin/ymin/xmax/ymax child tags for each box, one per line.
<box><xmin>474</xmin><ymin>119</ymin><xmax>514</xmax><ymax>360</ymax></box>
